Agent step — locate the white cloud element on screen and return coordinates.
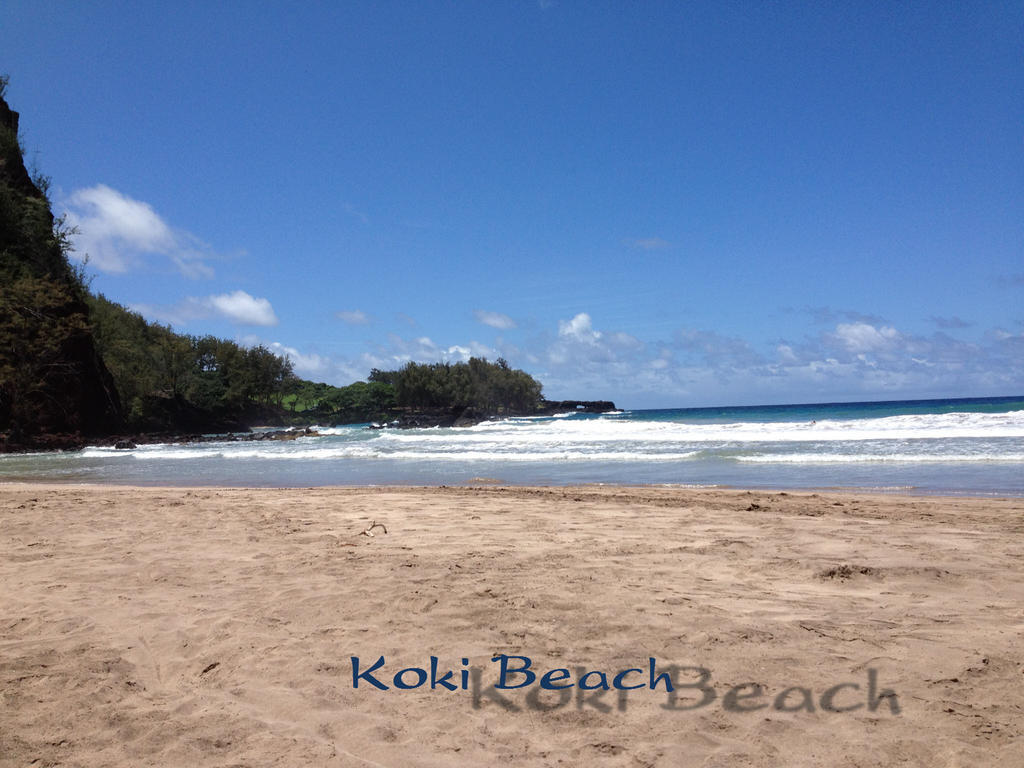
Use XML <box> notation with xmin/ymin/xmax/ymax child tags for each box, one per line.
<box><xmin>358</xmin><ymin>335</ymin><xmax>499</xmax><ymax>370</ymax></box>
<box><xmin>205</xmin><ymin>290</ymin><xmax>279</xmax><ymax>326</ymax></box>
<box><xmin>929</xmin><ymin>315</ymin><xmax>971</xmax><ymax>330</ymax></box>
<box><xmin>608</xmin><ymin>331</ymin><xmax>644</xmax><ymax>351</ymax></box>
<box><xmin>170</xmin><ymin>254</ymin><xmax>215</xmax><ymax>280</ymax></box>
<box><xmin>558</xmin><ymin>312</ymin><xmax>602</xmax><ymax>343</ymax></box>
<box><xmin>337</xmin><ymin>309</ymin><xmax>370</xmax><ymax>325</ymax></box>
<box><xmin>474</xmin><ymin>309</ymin><xmax>517</xmax><ymax>330</ymax></box>
<box><xmin>833</xmin><ymin>322</ymin><xmax>902</xmax><ymax>353</ymax></box>
<box><xmin>267</xmin><ymin>342</ymin><xmax>328</xmax><ymax>375</ymax></box>
<box><xmin>64</xmin><ymin>185</ymin><xmax>173</xmax><ymax>272</ymax></box>
<box><xmin>63</xmin><ymin>184</ymin><xmax>216</xmax><ymax>278</ymax></box>
<box><xmin>776</xmin><ymin>344</ymin><xmax>798</xmax><ymax>363</ymax></box>
<box><xmin>542</xmin><ymin>313</ymin><xmax>647</xmax><ymax>391</ymax></box>
<box><xmin>127</xmin><ymin>302</ymin><xmax>187</xmax><ymax>327</ymax></box>
<box><xmin>133</xmin><ymin>290</ymin><xmax>278</xmax><ymax>328</ymax></box>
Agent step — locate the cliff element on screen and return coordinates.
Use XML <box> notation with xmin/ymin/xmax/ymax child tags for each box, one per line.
<box><xmin>0</xmin><ymin>91</ymin><xmax>123</xmax><ymax>448</ymax></box>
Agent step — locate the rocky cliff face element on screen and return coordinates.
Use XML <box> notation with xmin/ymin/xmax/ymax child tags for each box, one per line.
<box><xmin>0</xmin><ymin>100</ymin><xmax>35</xmax><ymax>195</ymax></box>
<box><xmin>0</xmin><ymin>93</ymin><xmax>123</xmax><ymax>447</ymax></box>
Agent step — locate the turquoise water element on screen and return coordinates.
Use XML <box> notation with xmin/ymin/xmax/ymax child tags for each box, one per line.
<box><xmin>2</xmin><ymin>395</ymin><xmax>1023</xmax><ymax>495</ymax></box>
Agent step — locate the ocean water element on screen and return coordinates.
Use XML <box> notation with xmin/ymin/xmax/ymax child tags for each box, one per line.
<box><xmin>2</xmin><ymin>396</ymin><xmax>1023</xmax><ymax>495</ymax></box>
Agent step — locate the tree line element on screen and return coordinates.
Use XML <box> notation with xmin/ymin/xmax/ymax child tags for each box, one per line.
<box><xmin>283</xmin><ymin>358</ymin><xmax>544</xmax><ymax>423</ymax></box>
<box><xmin>369</xmin><ymin>358</ymin><xmax>543</xmax><ymax>413</ymax></box>
<box><xmin>86</xmin><ymin>294</ymin><xmax>296</xmax><ymax>430</ymax></box>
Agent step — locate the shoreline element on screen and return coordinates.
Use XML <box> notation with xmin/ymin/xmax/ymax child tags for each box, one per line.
<box><xmin>2</xmin><ymin>483</ymin><xmax>1022</xmax><ymax>765</ymax></box>
<box><xmin>2</xmin><ymin>478</ymin><xmax>1023</xmax><ymax>500</ymax></box>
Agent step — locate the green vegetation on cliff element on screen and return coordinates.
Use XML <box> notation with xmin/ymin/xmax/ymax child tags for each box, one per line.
<box><xmin>1</xmin><ymin>79</ymin><xmax>122</xmax><ymax>443</ymax></box>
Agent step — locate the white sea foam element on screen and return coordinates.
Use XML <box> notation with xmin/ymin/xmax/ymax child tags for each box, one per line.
<box><xmin>89</xmin><ymin>444</ymin><xmax>702</xmax><ymax>462</ymax></box>
<box><xmin>57</xmin><ymin>408</ymin><xmax>1024</xmax><ymax>481</ymax></box>
<box><xmin>78</xmin><ymin>447</ymin><xmax>123</xmax><ymax>457</ymax></box>
<box><xmin>375</xmin><ymin>409</ymin><xmax>1024</xmax><ymax>445</ymax></box>
<box><xmin>737</xmin><ymin>453</ymin><xmax>1024</xmax><ymax>464</ymax></box>
<box><xmin>307</xmin><ymin>425</ymin><xmax>365</xmax><ymax>436</ymax></box>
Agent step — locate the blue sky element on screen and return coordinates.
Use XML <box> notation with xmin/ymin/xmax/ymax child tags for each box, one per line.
<box><xmin>3</xmin><ymin>1</ymin><xmax>1022</xmax><ymax>408</ymax></box>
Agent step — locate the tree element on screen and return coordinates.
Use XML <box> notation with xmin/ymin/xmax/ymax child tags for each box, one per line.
<box><xmin>383</xmin><ymin>357</ymin><xmax>542</xmax><ymax>414</ymax></box>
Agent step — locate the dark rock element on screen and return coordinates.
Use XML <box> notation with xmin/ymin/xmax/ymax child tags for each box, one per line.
<box><xmin>0</xmin><ymin>432</ymin><xmax>87</xmax><ymax>454</ymax></box>
<box><xmin>114</xmin><ymin>440</ymin><xmax>136</xmax><ymax>450</ymax></box>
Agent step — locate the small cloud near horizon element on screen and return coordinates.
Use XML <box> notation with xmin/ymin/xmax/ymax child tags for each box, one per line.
<box><xmin>474</xmin><ymin>309</ymin><xmax>517</xmax><ymax>330</ymax></box>
<box><xmin>267</xmin><ymin>342</ymin><xmax>329</xmax><ymax>375</ymax></box>
<box><xmin>558</xmin><ymin>312</ymin><xmax>602</xmax><ymax>343</ymax></box>
<box><xmin>799</xmin><ymin>306</ymin><xmax>886</xmax><ymax>325</ymax></box>
<box><xmin>206</xmin><ymin>290</ymin><xmax>278</xmax><ymax>326</ymax></box>
<box><xmin>929</xmin><ymin>315</ymin><xmax>972</xmax><ymax>329</ymax></box>
<box><xmin>132</xmin><ymin>290</ymin><xmax>279</xmax><ymax>328</ymax></box>
<box><xmin>337</xmin><ymin>309</ymin><xmax>370</xmax><ymax>325</ymax></box>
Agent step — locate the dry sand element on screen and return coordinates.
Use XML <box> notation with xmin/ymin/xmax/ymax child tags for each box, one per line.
<box><xmin>1</xmin><ymin>484</ymin><xmax>1022</xmax><ymax>767</ymax></box>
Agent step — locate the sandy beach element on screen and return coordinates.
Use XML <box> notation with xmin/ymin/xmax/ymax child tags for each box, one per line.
<box><xmin>1</xmin><ymin>484</ymin><xmax>1022</xmax><ymax>766</ymax></box>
